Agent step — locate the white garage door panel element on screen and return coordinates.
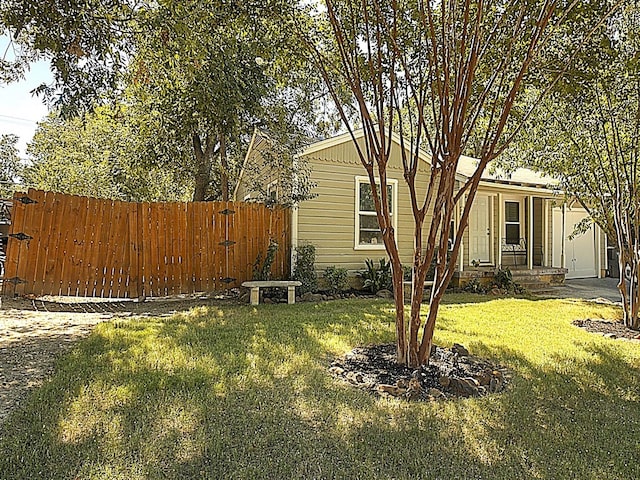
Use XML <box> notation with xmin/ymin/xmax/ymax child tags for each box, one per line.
<box><xmin>553</xmin><ymin>208</ymin><xmax>598</xmax><ymax>279</ymax></box>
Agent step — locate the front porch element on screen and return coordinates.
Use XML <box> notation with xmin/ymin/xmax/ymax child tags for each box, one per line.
<box><xmin>461</xmin><ymin>191</ymin><xmax>556</xmax><ymax>273</ymax></box>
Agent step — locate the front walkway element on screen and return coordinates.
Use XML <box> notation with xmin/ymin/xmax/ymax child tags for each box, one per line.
<box><xmin>541</xmin><ymin>277</ymin><xmax>621</xmax><ymax>303</ymax></box>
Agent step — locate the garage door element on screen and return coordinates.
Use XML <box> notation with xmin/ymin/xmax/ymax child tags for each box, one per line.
<box><xmin>553</xmin><ymin>208</ymin><xmax>598</xmax><ymax>279</ymax></box>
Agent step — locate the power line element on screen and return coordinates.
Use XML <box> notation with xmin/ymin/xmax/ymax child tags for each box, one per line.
<box><xmin>0</xmin><ymin>113</ymin><xmax>41</xmax><ymax>124</ymax></box>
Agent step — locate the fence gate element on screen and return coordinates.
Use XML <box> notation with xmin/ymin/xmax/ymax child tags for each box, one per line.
<box><xmin>2</xmin><ymin>189</ymin><xmax>290</xmax><ymax>298</ymax></box>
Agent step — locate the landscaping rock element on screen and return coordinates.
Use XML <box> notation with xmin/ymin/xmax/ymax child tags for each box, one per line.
<box><xmin>330</xmin><ymin>343</ymin><xmax>510</xmax><ymax>403</ymax></box>
<box><xmin>428</xmin><ymin>388</ymin><xmax>446</xmax><ymax>400</ymax></box>
<box><xmin>474</xmin><ymin>370</ymin><xmax>493</xmax><ymax>386</ymax></box>
<box><xmin>452</xmin><ymin>343</ymin><xmax>470</xmax><ymax>356</ymax></box>
<box><xmin>376</xmin><ymin>289</ymin><xmax>393</xmax><ymax>299</ymax></box>
<box><xmin>377</xmin><ymin>384</ymin><xmax>406</xmax><ymax>396</ymax></box>
<box><xmin>447</xmin><ymin>377</ymin><xmax>479</xmax><ymax>397</ymax></box>
<box><xmin>263</xmin><ymin>297</ymin><xmax>274</xmax><ymax>304</ymax></box>
<box><xmin>301</xmin><ymin>292</ymin><xmax>313</xmax><ymax>302</ymax></box>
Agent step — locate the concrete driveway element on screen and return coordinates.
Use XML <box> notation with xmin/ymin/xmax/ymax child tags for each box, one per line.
<box><xmin>544</xmin><ymin>277</ymin><xmax>621</xmax><ymax>303</ymax></box>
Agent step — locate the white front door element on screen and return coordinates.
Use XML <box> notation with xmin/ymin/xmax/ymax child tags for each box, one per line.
<box><xmin>470</xmin><ymin>194</ymin><xmax>491</xmax><ymax>264</ymax></box>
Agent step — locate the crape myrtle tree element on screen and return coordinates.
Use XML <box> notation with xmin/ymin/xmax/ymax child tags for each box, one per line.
<box><xmin>303</xmin><ymin>0</ymin><xmax>621</xmax><ymax>367</ymax></box>
<box><xmin>512</xmin><ymin>3</ymin><xmax>640</xmax><ymax>330</ymax></box>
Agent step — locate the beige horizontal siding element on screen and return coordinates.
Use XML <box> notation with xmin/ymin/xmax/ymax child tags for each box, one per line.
<box><xmin>298</xmin><ymin>138</ymin><xmax>432</xmax><ymax>272</ymax></box>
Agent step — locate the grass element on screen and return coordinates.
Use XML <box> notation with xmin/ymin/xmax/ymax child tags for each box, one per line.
<box><xmin>0</xmin><ymin>296</ymin><xmax>639</xmax><ymax>479</ymax></box>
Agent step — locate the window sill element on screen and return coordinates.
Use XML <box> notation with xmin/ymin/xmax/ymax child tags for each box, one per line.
<box><xmin>354</xmin><ymin>244</ymin><xmax>386</xmax><ymax>251</ymax></box>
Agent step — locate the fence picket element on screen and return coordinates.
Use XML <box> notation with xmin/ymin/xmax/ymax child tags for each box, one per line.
<box><xmin>2</xmin><ymin>190</ymin><xmax>289</xmax><ymax>298</ymax></box>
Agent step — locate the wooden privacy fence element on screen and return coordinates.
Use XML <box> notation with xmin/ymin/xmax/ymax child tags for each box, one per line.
<box><xmin>2</xmin><ymin>189</ymin><xmax>291</xmax><ymax>298</ymax></box>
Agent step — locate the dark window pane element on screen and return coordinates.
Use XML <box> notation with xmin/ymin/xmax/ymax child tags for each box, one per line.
<box><xmin>505</xmin><ymin>202</ymin><xmax>519</xmax><ymax>222</ymax></box>
<box><xmin>359</xmin><ymin>182</ymin><xmax>393</xmax><ymax>212</ymax></box>
<box><xmin>359</xmin><ymin>183</ymin><xmax>375</xmax><ymax>211</ymax></box>
<box><xmin>359</xmin><ymin>215</ymin><xmax>380</xmax><ymax>230</ymax></box>
<box><xmin>506</xmin><ymin>224</ymin><xmax>520</xmax><ymax>244</ymax></box>
<box><xmin>359</xmin><ymin>230</ymin><xmax>383</xmax><ymax>245</ymax></box>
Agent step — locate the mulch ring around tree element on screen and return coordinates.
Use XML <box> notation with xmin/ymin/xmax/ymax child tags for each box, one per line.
<box><xmin>329</xmin><ymin>343</ymin><xmax>511</xmax><ymax>402</ymax></box>
<box><xmin>573</xmin><ymin>319</ymin><xmax>640</xmax><ymax>341</ymax></box>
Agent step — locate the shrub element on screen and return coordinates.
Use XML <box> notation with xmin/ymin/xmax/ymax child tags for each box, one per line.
<box><xmin>252</xmin><ymin>240</ymin><xmax>279</xmax><ymax>281</ymax></box>
<box><xmin>493</xmin><ymin>266</ymin><xmax>526</xmax><ymax>294</ymax></box>
<box><xmin>359</xmin><ymin>258</ymin><xmax>393</xmax><ymax>293</ymax></box>
<box><xmin>323</xmin><ymin>266</ymin><xmax>349</xmax><ymax>294</ymax></box>
<box><xmin>293</xmin><ymin>244</ymin><xmax>317</xmax><ymax>294</ymax></box>
<box><xmin>462</xmin><ymin>277</ymin><xmax>487</xmax><ymax>294</ymax></box>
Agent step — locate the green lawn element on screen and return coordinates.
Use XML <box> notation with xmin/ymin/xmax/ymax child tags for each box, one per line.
<box><xmin>1</xmin><ymin>296</ymin><xmax>639</xmax><ymax>479</ymax></box>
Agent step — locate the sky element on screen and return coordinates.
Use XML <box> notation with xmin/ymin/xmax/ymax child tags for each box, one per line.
<box><xmin>0</xmin><ymin>38</ymin><xmax>53</xmax><ymax>157</ymax></box>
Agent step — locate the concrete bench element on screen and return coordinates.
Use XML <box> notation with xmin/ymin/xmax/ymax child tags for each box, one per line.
<box><xmin>241</xmin><ymin>280</ymin><xmax>302</xmax><ymax>305</ymax></box>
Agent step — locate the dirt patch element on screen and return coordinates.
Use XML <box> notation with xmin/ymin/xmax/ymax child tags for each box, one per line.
<box><xmin>0</xmin><ymin>293</ymin><xmax>241</xmax><ymax>424</ymax></box>
<box><xmin>573</xmin><ymin>319</ymin><xmax>640</xmax><ymax>341</ymax></box>
<box><xmin>329</xmin><ymin>343</ymin><xmax>511</xmax><ymax>401</ymax></box>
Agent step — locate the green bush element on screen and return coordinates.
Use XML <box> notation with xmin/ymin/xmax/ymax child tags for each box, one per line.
<box><xmin>252</xmin><ymin>240</ymin><xmax>279</xmax><ymax>281</ymax></box>
<box><xmin>493</xmin><ymin>267</ymin><xmax>526</xmax><ymax>294</ymax></box>
<box><xmin>293</xmin><ymin>244</ymin><xmax>317</xmax><ymax>294</ymax></box>
<box><xmin>358</xmin><ymin>258</ymin><xmax>393</xmax><ymax>293</ymax></box>
<box><xmin>323</xmin><ymin>266</ymin><xmax>349</xmax><ymax>294</ymax></box>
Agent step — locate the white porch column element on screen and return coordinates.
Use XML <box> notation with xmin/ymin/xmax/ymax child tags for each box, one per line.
<box><xmin>458</xmin><ymin>195</ymin><xmax>464</xmax><ymax>272</ymax></box>
<box><xmin>497</xmin><ymin>193</ymin><xmax>503</xmax><ymax>267</ymax></box>
<box><xmin>543</xmin><ymin>199</ymin><xmax>549</xmax><ymax>267</ymax></box>
<box><xmin>528</xmin><ymin>196</ymin><xmax>534</xmax><ymax>270</ymax></box>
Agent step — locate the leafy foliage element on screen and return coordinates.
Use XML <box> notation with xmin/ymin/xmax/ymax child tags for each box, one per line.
<box><xmin>252</xmin><ymin>240</ymin><xmax>280</xmax><ymax>281</ymax></box>
<box><xmin>0</xmin><ymin>133</ymin><xmax>21</xmax><ymax>198</ymax></box>
<box><xmin>508</xmin><ymin>2</ymin><xmax>640</xmax><ymax>329</ymax></box>
<box><xmin>23</xmin><ymin>106</ymin><xmax>191</xmax><ymax>201</ymax></box>
<box><xmin>322</xmin><ymin>266</ymin><xmax>349</xmax><ymax>294</ymax></box>
<box><xmin>1</xmin><ymin>0</ymin><xmax>136</xmax><ymax>113</ymax></box>
<box><xmin>292</xmin><ymin>244</ymin><xmax>317</xmax><ymax>294</ymax></box>
<box><xmin>359</xmin><ymin>258</ymin><xmax>392</xmax><ymax>294</ymax></box>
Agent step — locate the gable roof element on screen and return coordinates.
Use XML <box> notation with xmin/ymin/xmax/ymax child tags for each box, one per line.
<box><xmin>236</xmin><ymin>128</ymin><xmax>557</xmax><ymax>200</ymax></box>
<box><xmin>304</xmin><ymin>129</ymin><xmax>556</xmax><ymax>190</ymax></box>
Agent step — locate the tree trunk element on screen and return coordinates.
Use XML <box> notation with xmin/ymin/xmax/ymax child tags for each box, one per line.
<box><xmin>219</xmin><ymin>133</ymin><xmax>229</xmax><ymax>202</ymax></box>
<box><xmin>192</xmin><ymin>133</ymin><xmax>214</xmax><ymax>202</ymax></box>
<box><xmin>390</xmin><ymin>260</ymin><xmax>407</xmax><ymax>365</ymax></box>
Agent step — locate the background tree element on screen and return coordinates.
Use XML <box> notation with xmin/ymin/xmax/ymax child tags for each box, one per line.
<box><xmin>23</xmin><ymin>106</ymin><xmax>191</xmax><ymax>201</ymax></box>
<box><xmin>0</xmin><ymin>133</ymin><xmax>20</xmax><ymax>198</ymax></box>
<box><xmin>510</xmin><ymin>3</ymin><xmax>640</xmax><ymax>330</ymax></box>
<box><xmin>127</xmin><ymin>1</ymin><xmax>323</xmax><ymax>201</ymax></box>
<box><xmin>304</xmin><ymin>0</ymin><xmax>620</xmax><ymax>366</ymax></box>
<box><xmin>1</xmin><ymin>0</ymin><xmax>137</xmax><ymax>113</ymax></box>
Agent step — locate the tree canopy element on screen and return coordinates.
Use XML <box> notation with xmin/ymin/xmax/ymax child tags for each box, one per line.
<box><xmin>0</xmin><ymin>133</ymin><xmax>20</xmax><ymax>198</ymax></box>
<box><xmin>511</xmin><ymin>1</ymin><xmax>640</xmax><ymax>329</ymax></box>
<box><xmin>24</xmin><ymin>106</ymin><xmax>191</xmax><ymax>201</ymax></box>
<box><xmin>306</xmin><ymin>0</ymin><xmax>623</xmax><ymax>366</ymax></box>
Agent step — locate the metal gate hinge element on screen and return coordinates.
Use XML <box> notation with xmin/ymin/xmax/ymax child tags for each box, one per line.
<box><xmin>9</xmin><ymin>232</ymin><xmax>33</xmax><ymax>241</ymax></box>
<box><xmin>16</xmin><ymin>196</ymin><xmax>37</xmax><ymax>205</ymax></box>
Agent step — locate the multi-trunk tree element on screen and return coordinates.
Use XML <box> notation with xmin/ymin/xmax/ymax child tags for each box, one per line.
<box><xmin>513</xmin><ymin>4</ymin><xmax>640</xmax><ymax>330</ymax></box>
<box><xmin>305</xmin><ymin>0</ymin><xmax>621</xmax><ymax>366</ymax></box>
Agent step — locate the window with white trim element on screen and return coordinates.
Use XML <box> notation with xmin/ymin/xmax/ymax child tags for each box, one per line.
<box><xmin>505</xmin><ymin>201</ymin><xmax>520</xmax><ymax>244</ymax></box>
<box><xmin>355</xmin><ymin>177</ymin><xmax>397</xmax><ymax>249</ymax></box>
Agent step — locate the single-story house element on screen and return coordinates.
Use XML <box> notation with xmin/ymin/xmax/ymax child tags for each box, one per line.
<box><xmin>235</xmin><ymin>129</ymin><xmax>607</xmax><ymax>287</ymax></box>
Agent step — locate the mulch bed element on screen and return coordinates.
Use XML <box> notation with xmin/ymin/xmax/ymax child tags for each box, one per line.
<box><xmin>573</xmin><ymin>319</ymin><xmax>640</xmax><ymax>341</ymax></box>
<box><xmin>329</xmin><ymin>343</ymin><xmax>511</xmax><ymax>401</ymax></box>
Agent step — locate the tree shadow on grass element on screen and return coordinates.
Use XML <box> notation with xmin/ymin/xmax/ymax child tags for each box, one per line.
<box><xmin>0</xmin><ymin>301</ymin><xmax>638</xmax><ymax>479</ymax></box>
